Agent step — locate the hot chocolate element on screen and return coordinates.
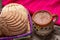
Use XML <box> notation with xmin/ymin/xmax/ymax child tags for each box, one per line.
<box><xmin>32</xmin><ymin>10</ymin><xmax>58</xmax><ymax>36</ymax></box>
<box><xmin>32</xmin><ymin>11</ymin><xmax>52</xmax><ymax>26</ymax></box>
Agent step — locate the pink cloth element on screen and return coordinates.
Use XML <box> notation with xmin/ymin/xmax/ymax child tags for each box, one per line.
<box><xmin>2</xmin><ymin>0</ymin><xmax>60</xmax><ymax>25</ymax></box>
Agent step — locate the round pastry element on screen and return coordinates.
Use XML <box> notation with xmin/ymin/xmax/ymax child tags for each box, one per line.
<box><xmin>0</xmin><ymin>3</ymin><xmax>28</xmax><ymax>36</ymax></box>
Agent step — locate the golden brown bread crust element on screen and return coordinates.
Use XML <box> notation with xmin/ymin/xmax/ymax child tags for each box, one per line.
<box><xmin>0</xmin><ymin>3</ymin><xmax>29</xmax><ymax>36</ymax></box>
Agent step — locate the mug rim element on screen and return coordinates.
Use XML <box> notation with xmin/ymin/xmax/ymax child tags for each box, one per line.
<box><xmin>32</xmin><ymin>10</ymin><xmax>53</xmax><ymax>26</ymax></box>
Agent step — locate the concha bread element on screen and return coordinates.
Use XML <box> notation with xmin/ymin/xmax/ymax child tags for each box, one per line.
<box><xmin>0</xmin><ymin>3</ymin><xmax>29</xmax><ymax>36</ymax></box>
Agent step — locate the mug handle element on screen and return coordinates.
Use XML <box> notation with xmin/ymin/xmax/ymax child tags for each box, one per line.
<box><xmin>52</xmin><ymin>14</ymin><xmax>58</xmax><ymax>23</ymax></box>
